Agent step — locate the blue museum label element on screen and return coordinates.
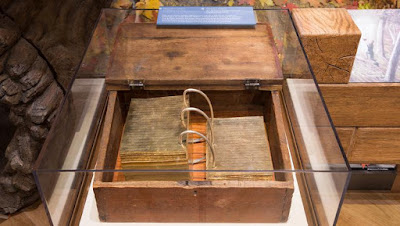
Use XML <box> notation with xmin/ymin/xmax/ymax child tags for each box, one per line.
<box><xmin>157</xmin><ymin>6</ymin><xmax>256</xmax><ymax>26</ymax></box>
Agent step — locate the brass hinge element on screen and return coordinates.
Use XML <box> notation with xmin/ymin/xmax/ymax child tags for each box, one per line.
<box><xmin>244</xmin><ymin>79</ymin><xmax>260</xmax><ymax>90</ymax></box>
<box><xmin>128</xmin><ymin>80</ymin><xmax>144</xmax><ymax>90</ymax></box>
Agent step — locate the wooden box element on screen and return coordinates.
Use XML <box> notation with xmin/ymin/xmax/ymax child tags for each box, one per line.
<box><xmin>93</xmin><ymin>23</ymin><xmax>294</xmax><ymax>223</ymax></box>
<box><xmin>292</xmin><ymin>8</ymin><xmax>361</xmax><ymax>84</ymax></box>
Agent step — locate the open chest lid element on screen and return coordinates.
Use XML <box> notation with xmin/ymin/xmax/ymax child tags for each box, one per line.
<box><xmin>105</xmin><ymin>23</ymin><xmax>283</xmax><ymax>90</ymax></box>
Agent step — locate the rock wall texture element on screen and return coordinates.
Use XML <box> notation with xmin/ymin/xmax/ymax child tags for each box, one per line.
<box><xmin>0</xmin><ymin>0</ymin><xmax>111</xmax><ymax>214</ymax></box>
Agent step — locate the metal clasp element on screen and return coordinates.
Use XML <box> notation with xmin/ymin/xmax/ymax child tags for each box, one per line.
<box><xmin>244</xmin><ymin>79</ymin><xmax>260</xmax><ymax>90</ymax></box>
<box><xmin>128</xmin><ymin>80</ymin><xmax>144</xmax><ymax>90</ymax></box>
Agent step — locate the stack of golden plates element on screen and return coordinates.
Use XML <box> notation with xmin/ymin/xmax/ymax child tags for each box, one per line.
<box><xmin>206</xmin><ymin>116</ymin><xmax>274</xmax><ymax>180</ymax></box>
<box><xmin>119</xmin><ymin>96</ymin><xmax>189</xmax><ymax>181</ymax></box>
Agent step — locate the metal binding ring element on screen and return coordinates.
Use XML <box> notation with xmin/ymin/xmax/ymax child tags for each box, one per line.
<box><xmin>179</xmin><ymin>130</ymin><xmax>215</xmax><ymax>166</ymax></box>
<box><xmin>180</xmin><ymin>107</ymin><xmax>214</xmax><ymax>145</ymax></box>
<box><xmin>183</xmin><ymin>88</ymin><xmax>214</xmax><ymax>127</ymax></box>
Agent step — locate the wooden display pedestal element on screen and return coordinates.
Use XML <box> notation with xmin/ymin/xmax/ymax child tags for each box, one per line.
<box><xmin>294</xmin><ymin>9</ymin><xmax>400</xmax><ymax>192</ymax></box>
<box><xmin>93</xmin><ymin>90</ymin><xmax>294</xmax><ymax>223</ymax></box>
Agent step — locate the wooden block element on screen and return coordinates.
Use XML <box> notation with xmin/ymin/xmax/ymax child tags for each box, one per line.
<box><xmin>348</xmin><ymin>128</ymin><xmax>400</xmax><ymax>164</ymax></box>
<box><xmin>106</xmin><ymin>23</ymin><xmax>283</xmax><ymax>90</ymax></box>
<box><xmin>320</xmin><ymin>83</ymin><xmax>400</xmax><ymax>127</ymax></box>
<box><xmin>292</xmin><ymin>8</ymin><xmax>361</xmax><ymax>84</ymax></box>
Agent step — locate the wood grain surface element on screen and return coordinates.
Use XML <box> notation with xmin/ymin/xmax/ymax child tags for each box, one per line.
<box><xmin>94</xmin><ymin>91</ymin><xmax>124</xmax><ymax>182</ymax></box>
<box><xmin>106</xmin><ymin>23</ymin><xmax>283</xmax><ymax>90</ymax></box>
<box><xmin>348</xmin><ymin>127</ymin><xmax>400</xmax><ymax>164</ymax></box>
<box><xmin>94</xmin><ymin>180</ymin><xmax>293</xmax><ymax>223</ymax></box>
<box><xmin>320</xmin><ymin>83</ymin><xmax>400</xmax><ymax>127</ymax></box>
<box><xmin>5</xmin><ymin>190</ymin><xmax>400</xmax><ymax>225</ymax></box>
<box><xmin>292</xmin><ymin>8</ymin><xmax>361</xmax><ymax>37</ymax></box>
<box><xmin>292</xmin><ymin>8</ymin><xmax>361</xmax><ymax>83</ymax></box>
<box><xmin>335</xmin><ymin>127</ymin><xmax>356</xmax><ymax>156</ymax></box>
<box><xmin>337</xmin><ymin>191</ymin><xmax>400</xmax><ymax>226</ymax></box>
<box><xmin>0</xmin><ymin>202</ymin><xmax>49</xmax><ymax>226</ymax></box>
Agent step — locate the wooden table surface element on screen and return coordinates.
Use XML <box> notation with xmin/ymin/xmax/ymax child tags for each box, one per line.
<box><xmin>337</xmin><ymin>191</ymin><xmax>400</xmax><ymax>226</ymax></box>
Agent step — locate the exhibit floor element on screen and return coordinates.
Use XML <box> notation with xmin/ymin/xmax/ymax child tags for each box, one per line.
<box><xmin>0</xmin><ymin>191</ymin><xmax>400</xmax><ymax>226</ymax></box>
<box><xmin>2</xmin><ymin>191</ymin><xmax>400</xmax><ymax>226</ymax></box>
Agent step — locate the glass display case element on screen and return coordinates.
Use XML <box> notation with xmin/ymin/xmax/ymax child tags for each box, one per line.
<box><xmin>33</xmin><ymin>8</ymin><xmax>350</xmax><ymax>226</ymax></box>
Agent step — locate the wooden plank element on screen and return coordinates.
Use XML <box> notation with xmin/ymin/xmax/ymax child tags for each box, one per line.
<box><xmin>94</xmin><ymin>180</ymin><xmax>292</xmax><ymax>223</ymax></box>
<box><xmin>336</xmin><ymin>127</ymin><xmax>356</xmax><ymax>156</ymax></box>
<box><xmin>320</xmin><ymin>83</ymin><xmax>400</xmax><ymax>126</ymax></box>
<box><xmin>267</xmin><ymin>91</ymin><xmax>294</xmax><ymax>180</ymax></box>
<box><xmin>94</xmin><ymin>91</ymin><xmax>124</xmax><ymax>182</ymax></box>
<box><xmin>269</xmin><ymin>91</ymin><xmax>294</xmax><ymax>222</ymax></box>
<box><xmin>292</xmin><ymin>8</ymin><xmax>361</xmax><ymax>83</ymax></box>
<box><xmin>106</xmin><ymin>23</ymin><xmax>282</xmax><ymax>90</ymax></box>
<box><xmin>349</xmin><ymin>128</ymin><xmax>400</xmax><ymax>164</ymax></box>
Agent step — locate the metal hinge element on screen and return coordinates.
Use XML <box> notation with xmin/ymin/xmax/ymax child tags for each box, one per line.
<box><xmin>128</xmin><ymin>80</ymin><xmax>144</xmax><ymax>90</ymax></box>
<box><xmin>244</xmin><ymin>79</ymin><xmax>260</xmax><ymax>90</ymax></box>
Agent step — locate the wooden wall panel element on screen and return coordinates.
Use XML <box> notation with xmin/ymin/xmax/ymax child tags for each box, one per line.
<box><xmin>336</xmin><ymin>127</ymin><xmax>356</xmax><ymax>156</ymax></box>
<box><xmin>349</xmin><ymin>128</ymin><xmax>400</xmax><ymax>163</ymax></box>
<box><xmin>320</xmin><ymin>83</ymin><xmax>400</xmax><ymax>127</ymax></box>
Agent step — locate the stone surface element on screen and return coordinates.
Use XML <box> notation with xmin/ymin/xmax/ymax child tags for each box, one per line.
<box><xmin>1</xmin><ymin>92</ymin><xmax>21</xmax><ymax>105</ymax></box>
<box><xmin>0</xmin><ymin>187</ymin><xmax>39</xmax><ymax>214</ymax></box>
<box><xmin>0</xmin><ymin>14</ymin><xmax>20</xmax><ymax>56</ymax></box>
<box><xmin>0</xmin><ymin>73</ymin><xmax>7</xmax><ymax>83</ymax></box>
<box><xmin>46</xmin><ymin>110</ymin><xmax>57</xmax><ymax>125</ymax></box>
<box><xmin>12</xmin><ymin>173</ymin><xmax>36</xmax><ymax>192</ymax></box>
<box><xmin>0</xmin><ymin>176</ymin><xmax>17</xmax><ymax>193</ymax></box>
<box><xmin>0</xmin><ymin>52</ymin><xmax>9</xmax><ymax>73</ymax></box>
<box><xmin>1</xmin><ymin>78</ymin><xmax>21</xmax><ymax>96</ymax></box>
<box><xmin>5</xmin><ymin>128</ymin><xmax>40</xmax><ymax>174</ymax></box>
<box><xmin>0</xmin><ymin>85</ymin><xmax>4</xmax><ymax>98</ymax></box>
<box><xmin>11</xmin><ymin>104</ymin><xmax>27</xmax><ymax>116</ymax></box>
<box><xmin>0</xmin><ymin>0</ymin><xmax>112</xmax><ymax>215</ymax></box>
<box><xmin>19</xmin><ymin>56</ymin><xmax>47</xmax><ymax>91</ymax></box>
<box><xmin>5</xmin><ymin>39</ymin><xmax>38</xmax><ymax>79</ymax></box>
<box><xmin>29</xmin><ymin>125</ymin><xmax>49</xmax><ymax>140</ymax></box>
<box><xmin>21</xmin><ymin>67</ymin><xmax>53</xmax><ymax>104</ymax></box>
<box><xmin>1</xmin><ymin>0</ymin><xmax>112</xmax><ymax>89</ymax></box>
<box><xmin>26</xmin><ymin>82</ymin><xmax>62</xmax><ymax>124</ymax></box>
<box><xmin>8</xmin><ymin>110</ymin><xmax>24</xmax><ymax>126</ymax></box>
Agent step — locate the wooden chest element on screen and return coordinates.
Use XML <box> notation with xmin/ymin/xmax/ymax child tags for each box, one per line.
<box><xmin>93</xmin><ymin>23</ymin><xmax>294</xmax><ymax>223</ymax></box>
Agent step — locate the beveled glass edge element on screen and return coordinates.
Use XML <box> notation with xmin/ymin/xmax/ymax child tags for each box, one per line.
<box><xmin>286</xmin><ymin>10</ymin><xmax>351</xmax><ymax>172</ymax></box>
